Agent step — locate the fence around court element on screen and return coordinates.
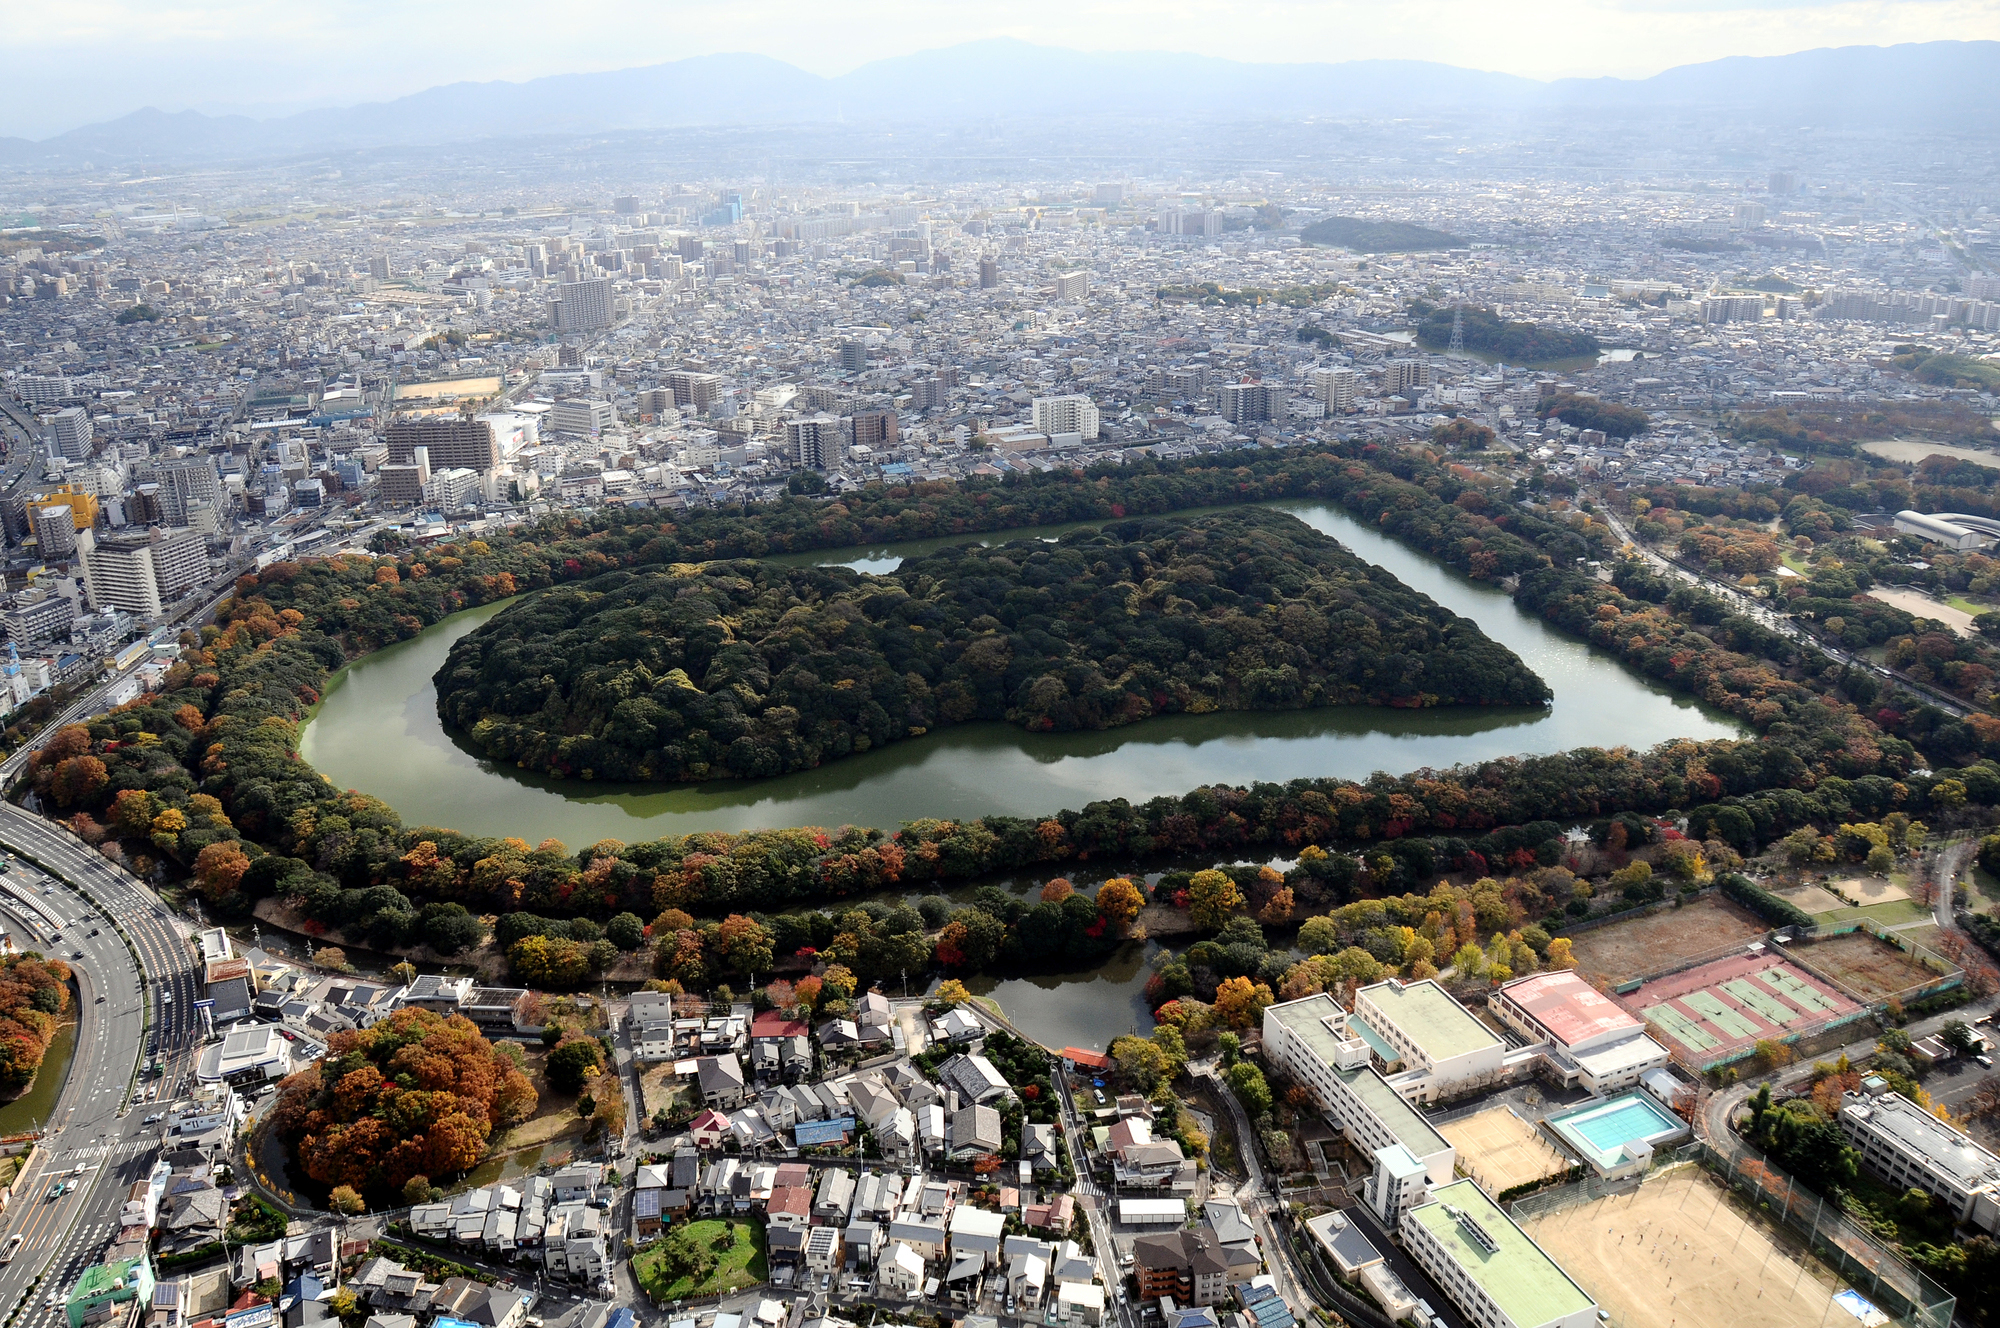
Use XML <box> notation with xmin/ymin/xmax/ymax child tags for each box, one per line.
<box><xmin>1506</xmin><ymin>1140</ymin><xmax>1956</xmax><ymax>1328</ymax></box>
<box><xmin>1784</xmin><ymin>919</ymin><xmax>1966</xmax><ymax>1008</ymax></box>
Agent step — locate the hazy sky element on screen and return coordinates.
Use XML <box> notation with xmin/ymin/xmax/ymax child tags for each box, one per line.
<box><xmin>8</xmin><ymin>0</ymin><xmax>1997</xmax><ymax>139</ymax></box>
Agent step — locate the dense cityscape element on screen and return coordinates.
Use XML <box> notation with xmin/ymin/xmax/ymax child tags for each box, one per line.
<box><xmin>0</xmin><ymin>28</ymin><xmax>1998</xmax><ymax>1328</ymax></box>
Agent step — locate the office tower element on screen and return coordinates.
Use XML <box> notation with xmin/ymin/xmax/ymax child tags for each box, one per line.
<box><xmin>677</xmin><ymin>236</ymin><xmax>705</xmax><ymax>262</ymax></box>
<box><xmin>786</xmin><ymin>415</ymin><xmax>840</xmax><ymax>470</ymax></box>
<box><xmin>368</xmin><ymin>255</ymin><xmax>391</xmax><ymax>281</ymax></box>
<box><xmin>1052</xmin><ymin>272</ymin><xmax>1089</xmax><ymax>300</ymax></box>
<box><xmin>30</xmin><ymin>504</ymin><xmax>77</xmax><ymax>558</ymax></box>
<box><xmin>850</xmin><ymin>410</ymin><xmax>899</xmax><ymax>449</ymax></box>
<box><xmin>663</xmin><ymin>371</ymin><xmax>725</xmax><ymax>411</ymax></box>
<box><xmin>733</xmin><ymin>239</ymin><xmax>755</xmax><ymax>265</ymax></box>
<box><xmin>1312</xmin><ymin>368</ymin><xmax>1357</xmax><ymax>412</ymax></box>
<box><xmin>638</xmin><ymin>388</ymin><xmax>675</xmax><ymax>418</ymax></box>
<box><xmin>1217</xmin><ymin>383</ymin><xmax>1286</xmax><ymax>426</ymax></box>
<box><xmin>551</xmin><ymin>277</ymin><xmax>614</xmax><ymax>332</ymax></box>
<box><xmin>49</xmin><ymin>406</ymin><xmax>91</xmax><ymax>461</ymax></box>
<box><xmin>82</xmin><ymin>527</ymin><xmax>204</xmax><ymax>616</ymax></box>
<box><xmin>153</xmin><ymin>456</ymin><xmax>221</xmax><ymax>525</ymax></box>
<box><xmin>1733</xmin><ymin>201</ymin><xmax>1767</xmax><ymax>229</ymax></box>
<box><xmin>1769</xmin><ymin>171</ymin><xmax>1798</xmax><ymax>195</ymax></box>
<box><xmin>1031</xmin><ymin>395</ymin><xmax>1101</xmax><ymax>441</ymax></box>
<box><xmin>979</xmin><ymin>257</ymin><xmax>998</xmax><ymax>289</ymax></box>
<box><xmin>839</xmin><ymin>341</ymin><xmax>868</xmax><ymax>373</ymax></box>
<box><xmin>386</xmin><ymin>418</ymin><xmax>499</xmax><ymax>473</ymax></box>
<box><xmin>614</xmin><ymin>196</ymin><xmax>640</xmax><ymax>214</ymax></box>
<box><xmin>1093</xmin><ymin>183</ymin><xmax>1124</xmax><ymax>205</ymax></box>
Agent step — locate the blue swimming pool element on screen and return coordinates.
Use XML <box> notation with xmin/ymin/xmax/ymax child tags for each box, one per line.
<box><xmin>1546</xmin><ymin>1092</ymin><xmax>1687</xmax><ymax>1172</ymax></box>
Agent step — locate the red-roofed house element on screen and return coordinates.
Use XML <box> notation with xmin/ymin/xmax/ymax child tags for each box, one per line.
<box><xmin>753</xmin><ymin>1012</ymin><xmax>809</xmax><ymax>1040</ymax></box>
<box><xmin>688</xmin><ymin>1108</ymin><xmax>732</xmax><ymax>1150</ymax></box>
<box><xmin>767</xmin><ymin>1185</ymin><xmax>812</xmax><ymax>1230</ymax></box>
<box><xmin>1060</xmin><ymin>1048</ymin><xmax>1111</xmax><ymax>1072</ymax></box>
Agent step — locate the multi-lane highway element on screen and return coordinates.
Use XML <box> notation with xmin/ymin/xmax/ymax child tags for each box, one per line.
<box><xmin>0</xmin><ymin>804</ymin><xmax>197</xmax><ymax>1325</ymax></box>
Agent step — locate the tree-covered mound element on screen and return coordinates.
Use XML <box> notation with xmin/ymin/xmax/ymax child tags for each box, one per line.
<box><xmin>1298</xmin><ymin>217</ymin><xmax>1463</xmax><ymax>253</ymax></box>
<box><xmin>1414</xmin><ymin>303</ymin><xmax>1600</xmax><ymax>364</ymax></box>
<box><xmin>435</xmin><ymin>509</ymin><xmax>1551</xmax><ymax>783</ymax></box>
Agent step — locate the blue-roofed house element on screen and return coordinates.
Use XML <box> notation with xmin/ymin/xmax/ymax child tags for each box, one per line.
<box><xmin>795</xmin><ymin>1117</ymin><xmax>855</xmax><ymax>1148</ymax></box>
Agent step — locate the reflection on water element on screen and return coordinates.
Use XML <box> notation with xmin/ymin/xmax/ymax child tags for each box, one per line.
<box><xmin>300</xmin><ymin>501</ymin><xmax>1740</xmax><ymax>847</ymax></box>
<box><xmin>0</xmin><ymin>1016</ymin><xmax>75</xmax><ymax>1136</ymax></box>
<box><xmin>961</xmin><ymin>941</ymin><xmax>1162</xmax><ymax>1052</ymax></box>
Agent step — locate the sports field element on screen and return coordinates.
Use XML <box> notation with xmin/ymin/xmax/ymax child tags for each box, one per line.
<box><xmin>1519</xmin><ymin>1166</ymin><xmax>1857</xmax><ymax>1328</ymax></box>
<box><xmin>1621</xmin><ymin>952</ymin><xmax>1859</xmax><ymax>1064</ymax></box>
<box><xmin>1791</xmin><ymin>932</ymin><xmax>1946</xmax><ymax>1003</ymax></box>
<box><xmin>1567</xmin><ymin>896</ymin><xmax>1768</xmax><ymax>984</ymax></box>
<box><xmin>1440</xmin><ymin>1106</ymin><xmax>1571</xmax><ymax>1194</ymax></box>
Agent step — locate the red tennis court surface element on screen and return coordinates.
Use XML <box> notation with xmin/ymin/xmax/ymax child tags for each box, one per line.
<box><xmin>1616</xmin><ymin>951</ymin><xmax>1862</xmax><ymax>1064</ymax></box>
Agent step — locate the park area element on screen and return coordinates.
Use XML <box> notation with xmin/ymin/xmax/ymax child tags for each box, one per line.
<box><xmin>634</xmin><ymin>1218</ymin><xmax>767</xmax><ymax>1301</ymax></box>
<box><xmin>1568</xmin><ymin>896</ymin><xmax>1768</xmax><ymax>984</ymax></box>
<box><xmin>1773</xmin><ymin>878</ymin><xmax>1932</xmax><ymax>929</ymax></box>
<box><xmin>1790</xmin><ymin>932</ymin><xmax>1949</xmax><ymax>1004</ymax></box>
<box><xmin>1439</xmin><ymin>1106</ymin><xmax>1571</xmax><ymax>1196</ymax></box>
<box><xmin>1518</xmin><ymin>1165</ymin><xmax>1870</xmax><ymax>1328</ymax></box>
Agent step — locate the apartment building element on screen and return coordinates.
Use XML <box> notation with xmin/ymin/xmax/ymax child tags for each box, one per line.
<box><xmin>1030</xmin><ymin>394</ymin><xmax>1100</xmax><ymax>441</ymax></box>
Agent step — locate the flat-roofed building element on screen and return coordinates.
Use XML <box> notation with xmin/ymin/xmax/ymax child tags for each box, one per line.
<box><xmin>1400</xmin><ymin>1179</ymin><xmax>1598</xmax><ymax>1328</ymax></box>
<box><xmin>1262</xmin><ymin>995</ymin><xmax>1455</xmax><ymax>1205</ymax></box>
<box><xmin>387</xmin><ymin>418</ymin><xmax>499</xmax><ymax>473</ymax></box>
<box><xmin>1491</xmin><ymin>970</ymin><xmax>1669</xmax><ymax>1094</ymax></box>
<box><xmin>1353</xmin><ymin>978</ymin><xmax>1505</xmax><ymax>1102</ymax></box>
<box><xmin>1841</xmin><ymin>1082</ymin><xmax>2000</xmax><ymax>1232</ymax></box>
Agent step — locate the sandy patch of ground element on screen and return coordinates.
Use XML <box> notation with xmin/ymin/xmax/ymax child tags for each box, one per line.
<box><xmin>1439</xmin><ymin>1107</ymin><xmax>1569</xmax><ymax>1194</ymax></box>
<box><xmin>1773</xmin><ymin>884</ymin><xmax>1846</xmax><ymax>916</ymax></box>
<box><xmin>1864</xmin><ymin>588</ymin><xmax>1975</xmax><ymax>636</ymax></box>
<box><xmin>1832</xmin><ymin>877</ymin><xmax>1910</xmax><ymax>905</ymax></box>
<box><xmin>1520</xmin><ymin>1166</ymin><xmax>1853</xmax><ymax>1328</ymax></box>
<box><xmin>1860</xmin><ymin>439</ymin><xmax>2000</xmax><ymax>466</ymax></box>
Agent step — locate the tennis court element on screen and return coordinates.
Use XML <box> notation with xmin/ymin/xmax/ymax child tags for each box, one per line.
<box><xmin>1619</xmin><ymin>952</ymin><xmax>1861</xmax><ymax>1066</ymax></box>
<box><xmin>1722</xmin><ymin>977</ymin><xmax>1806</xmax><ymax>1026</ymax></box>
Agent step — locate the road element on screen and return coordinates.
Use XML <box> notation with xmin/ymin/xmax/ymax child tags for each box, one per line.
<box><xmin>0</xmin><ymin>805</ymin><xmax>198</xmax><ymax>1326</ymax></box>
<box><xmin>1597</xmin><ymin>506</ymin><xmax>1971</xmax><ymax>719</ymax></box>
<box><xmin>1190</xmin><ymin>1062</ymin><xmax>1313</xmax><ymax>1314</ymax></box>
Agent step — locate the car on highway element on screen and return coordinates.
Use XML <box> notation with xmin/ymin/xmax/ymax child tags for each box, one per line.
<box><xmin>72</xmin><ymin>951</ymin><xmax>83</xmax><ymax>959</ymax></box>
<box><xmin>143</xmin><ymin>1113</ymin><xmax>163</xmax><ymax>1125</ymax></box>
<box><xmin>45</xmin><ymin>1181</ymin><xmax>61</xmax><ymax>1200</ymax></box>
<box><xmin>0</xmin><ymin>1232</ymin><xmax>21</xmax><ymax>1262</ymax></box>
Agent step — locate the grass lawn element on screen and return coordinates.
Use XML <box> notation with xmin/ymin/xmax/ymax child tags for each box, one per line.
<box><xmin>1965</xmin><ymin>865</ymin><xmax>2000</xmax><ymax>914</ymax></box>
<box><xmin>1947</xmin><ymin>595</ymin><xmax>1984</xmax><ymax>616</ymax></box>
<box><xmin>1821</xmin><ymin>898</ymin><xmax>1933</xmax><ymax>927</ymax></box>
<box><xmin>634</xmin><ymin>1219</ymin><xmax>767</xmax><ymax>1301</ymax></box>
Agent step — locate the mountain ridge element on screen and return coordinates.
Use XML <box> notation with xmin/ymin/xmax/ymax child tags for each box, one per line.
<box><xmin>6</xmin><ymin>37</ymin><xmax>1996</xmax><ymax>165</ymax></box>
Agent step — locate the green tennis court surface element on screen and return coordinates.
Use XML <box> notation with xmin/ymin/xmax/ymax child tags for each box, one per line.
<box><xmin>1682</xmin><ymin>989</ymin><xmax>1762</xmax><ymax>1040</ymax></box>
<box><xmin>1722</xmin><ymin>977</ymin><xmax>1806</xmax><ymax>1026</ymax></box>
<box><xmin>1643</xmin><ymin>1002</ymin><xmax>1718</xmax><ymax>1051</ymax></box>
<box><xmin>1760</xmin><ymin>967</ymin><xmax>1840</xmax><ymax>1013</ymax></box>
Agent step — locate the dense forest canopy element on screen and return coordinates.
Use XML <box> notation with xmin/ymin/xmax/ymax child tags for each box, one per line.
<box><xmin>435</xmin><ymin>511</ymin><xmax>1551</xmax><ymax>783</ymax></box>
<box><xmin>1413</xmin><ymin>303</ymin><xmax>1601</xmax><ymax>365</ymax></box>
<box><xmin>266</xmin><ymin>1007</ymin><xmax>535</xmax><ymax>1200</ymax></box>
<box><xmin>1298</xmin><ymin>217</ymin><xmax>1463</xmax><ymax>253</ymax></box>
<box><xmin>0</xmin><ymin>953</ymin><xmax>71</xmax><ymax>1093</ymax></box>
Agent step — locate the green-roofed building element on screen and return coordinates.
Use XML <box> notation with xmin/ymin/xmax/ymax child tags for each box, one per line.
<box><xmin>1354</xmin><ymin>978</ymin><xmax>1505</xmax><ymax>1103</ymax></box>
<box><xmin>1401</xmin><ymin>1179</ymin><xmax>1597</xmax><ymax>1328</ymax></box>
<box><xmin>66</xmin><ymin>1257</ymin><xmax>154</xmax><ymax>1328</ymax></box>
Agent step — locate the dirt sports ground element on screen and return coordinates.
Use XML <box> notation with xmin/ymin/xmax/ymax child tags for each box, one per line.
<box><xmin>1439</xmin><ymin>1107</ymin><xmax>1571</xmax><ymax>1195</ymax></box>
<box><xmin>1567</xmin><ymin>896</ymin><xmax>1769</xmax><ymax>984</ymax></box>
<box><xmin>1519</xmin><ymin>1166</ymin><xmax>1855</xmax><ymax>1328</ymax></box>
<box><xmin>1793</xmin><ymin>932</ymin><xmax>1943</xmax><ymax>1003</ymax></box>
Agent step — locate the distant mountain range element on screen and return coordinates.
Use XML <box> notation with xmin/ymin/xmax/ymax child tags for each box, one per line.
<box><xmin>5</xmin><ymin>38</ymin><xmax>1998</xmax><ymax>165</ymax></box>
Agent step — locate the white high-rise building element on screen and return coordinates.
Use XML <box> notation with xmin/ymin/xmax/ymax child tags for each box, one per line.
<box><xmin>1030</xmin><ymin>395</ymin><xmax>1099</xmax><ymax>441</ymax></box>
<box><xmin>49</xmin><ymin>406</ymin><xmax>91</xmax><ymax>461</ymax></box>
<box><xmin>786</xmin><ymin>415</ymin><xmax>840</xmax><ymax>470</ymax></box>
